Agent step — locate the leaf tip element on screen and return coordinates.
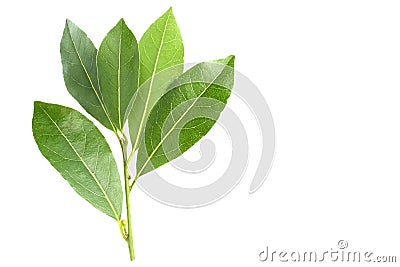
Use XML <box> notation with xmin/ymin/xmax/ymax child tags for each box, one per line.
<box><xmin>118</xmin><ymin>18</ymin><xmax>126</xmax><ymax>25</ymax></box>
<box><xmin>165</xmin><ymin>6</ymin><xmax>174</xmax><ymax>16</ymax></box>
<box><xmin>65</xmin><ymin>19</ymin><xmax>74</xmax><ymax>29</ymax></box>
<box><xmin>227</xmin><ymin>54</ymin><xmax>235</xmax><ymax>63</ymax></box>
<box><xmin>213</xmin><ymin>55</ymin><xmax>235</xmax><ymax>67</ymax></box>
<box><xmin>116</xmin><ymin>18</ymin><xmax>131</xmax><ymax>33</ymax></box>
<box><xmin>33</xmin><ymin>101</ymin><xmax>43</xmax><ymax>109</ymax></box>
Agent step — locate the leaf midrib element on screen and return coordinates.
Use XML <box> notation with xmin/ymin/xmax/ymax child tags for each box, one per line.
<box><xmin>132</xmin><ymin>11</ymin><xmax>172</xmax><ymax>152</ymax></box>
<box><xmin>40</xmin><ymin>105</ymin><xmax>120</xmax><ymax>220</ymax></box>
<box><xmin>117</xmin><ymin>22</ymin><xmax>122</xmax><ymax>129</ymax></box>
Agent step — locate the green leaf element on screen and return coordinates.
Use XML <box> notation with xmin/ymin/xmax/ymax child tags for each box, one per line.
<box><xmin>138</xmin><ymin>7</ymin><xmax>184</xmax><ymax>85</ymax></box>
<box><xmin>60</xmin><ymin>19</ymin><xmax>114</xmax><ymax>130</ymax></box>
<box><xmin>128</xmin><ymin>7</ymin><xmax>184</xmax><ymax>152</ymax></box>
<box><xmin>32</xmin><ymin>101</ymin><xmax>123</xmax><ymax>220</ymax></box>
<box><xmin>97</xmin><ymin>19</ymin><xmax>139</xmax><ymax>130</ymax></box>
<box><xmin>136</xmin><ymin>55</ymin><xmax>235</xmax><ymax>177</ymax></box>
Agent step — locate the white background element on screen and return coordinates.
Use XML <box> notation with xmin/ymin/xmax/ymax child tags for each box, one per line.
<box><xmin>0</xmin><ymin>0</ymin><xmax>399</xmax><ymax>266</ymax></box>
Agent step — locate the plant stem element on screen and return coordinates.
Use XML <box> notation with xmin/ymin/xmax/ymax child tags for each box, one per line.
<box><xmin>119</xmin><ymin>133</ymin><xmax>135</xmax><ymax>261</ymax></box>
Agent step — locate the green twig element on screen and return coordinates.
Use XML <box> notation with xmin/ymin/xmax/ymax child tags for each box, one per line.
<box><xmin>119</xmin><ymin>132</ymin><xmax>135</xmax><ymax>261</ymax></box>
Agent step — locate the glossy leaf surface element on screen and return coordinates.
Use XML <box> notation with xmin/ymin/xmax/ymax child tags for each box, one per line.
<box><xmin>60</xmin><ymin>19</ymin><xmax>114</xmax><ymax>130</ymax></box>
<box><xmin>32</xmin><ymin>101</ymin><xmax>123</xmax><ymax>220</ymax></box>
<box><xmin>97</xmin><ymin>19</ymin><xmax>139</xmax><ymax>130</ymax></box>
<box><xmin>136</xmin><ymin>55</ymin><xmax>235</xmax><ymax>177</ymax></box>
<box><xmin>128</xmin><ymin>8</ymin><xmax>184</xmax><ymax>152</ymax></box>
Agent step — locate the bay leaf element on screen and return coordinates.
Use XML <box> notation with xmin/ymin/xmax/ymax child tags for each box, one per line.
<box><xmin>32</xmin><ymin>101</ymin><xmax>123</xmax><ymax>220</ymax></box>
<box><xmin>136</xmin><ymin>55</ymin><xmax>235</xmax><ymax>177</ymax></box>
<box><xmin>60</xmin><ymin>19</ymin><xmax>114</xmax><ymax>130</ymax></box>
<box><xmin>97</xmin><ymin>19</ymin><xmax>139</xmax><ymax>130</ymax></box>
<box><xmin>128</xmin><ymin>8</ymin><xmax>184</xmax><ymax>152</ymax></box>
